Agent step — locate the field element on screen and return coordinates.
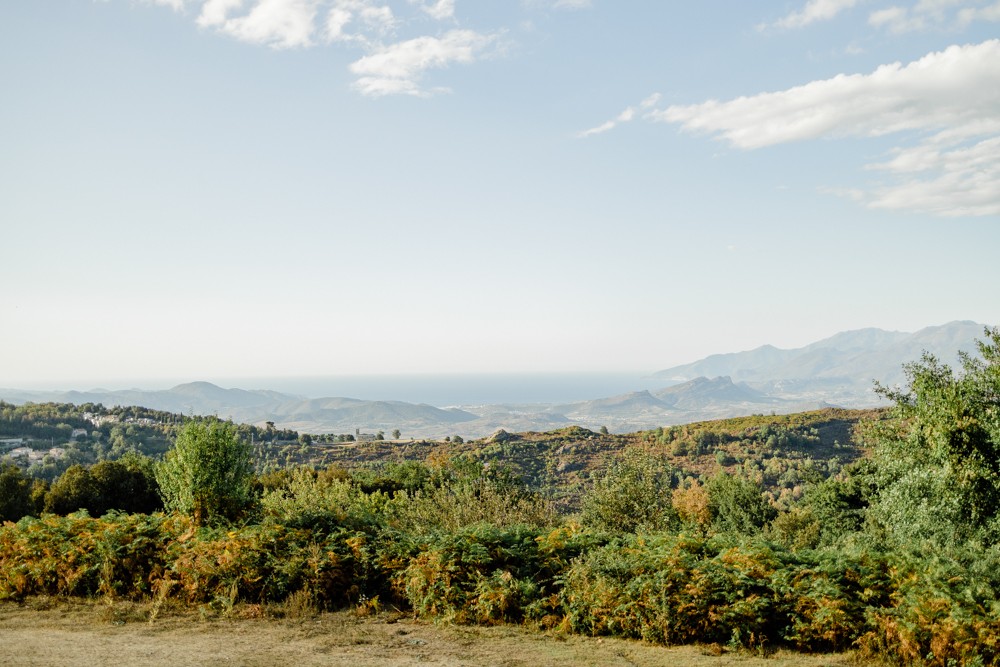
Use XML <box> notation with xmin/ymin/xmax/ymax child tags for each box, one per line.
<box><xmin>0</xmin><ymin>598</ymin><xmax>859</xmax><ymax>667</ymax></box>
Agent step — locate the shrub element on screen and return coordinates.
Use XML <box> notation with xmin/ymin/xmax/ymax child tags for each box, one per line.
<box><xmin>397</xmin><ymin>523</ymin><xmax>591</xmax><ymax>625</ymax></box>
<box><xmin>260</xmin><ymin>466</ymin><xmax>390</xmax><ymax>532</ymax></box>
<box><xmin>386</xmin><ymin>465</ymin><xmax>554</xmax><ymax>533</ymax></box>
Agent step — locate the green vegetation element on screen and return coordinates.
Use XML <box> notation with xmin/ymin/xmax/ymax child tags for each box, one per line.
<box><xmin>156</xmin><ymin>421</ymin><xmax>255</xmax><ymax>526</ymax></box>
<box><xmin>2</xmin><ymin>327</ymin><xmax>1000</xmax><ymax>665</ymax></box>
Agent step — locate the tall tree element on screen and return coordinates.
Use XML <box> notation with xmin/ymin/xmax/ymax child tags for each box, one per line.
<box><xmin>156</xmin><ymin>421</ymin><xmax>255</xmax><ymax>525</ymax></box>
<box><xmin>865</xmin><ymin>326</ymin><xmax>1000</xmax><ymax>547</ymax></box>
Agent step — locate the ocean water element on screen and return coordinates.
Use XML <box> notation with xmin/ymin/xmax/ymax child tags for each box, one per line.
<box><xmin>7</xmin><ymin>372</ymin><xmax>681</xmax><ymax>407</ymax></box>
<box><xmin>210</xmin><ymin>372</ymin><xmax>676</xmax><ymax>407</ymax></box>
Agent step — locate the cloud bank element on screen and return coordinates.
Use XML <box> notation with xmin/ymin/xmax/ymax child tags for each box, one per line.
<box><xmin>653</xmin><ymin>40</ymin><xmax>1000</xmax><ymax>217</ymax></box>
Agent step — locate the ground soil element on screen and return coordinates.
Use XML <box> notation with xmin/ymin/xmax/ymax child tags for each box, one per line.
<box><xmin>0</xmin><ymin>598</ymin><xmax>862</xmax><ymax>667</ymax></box>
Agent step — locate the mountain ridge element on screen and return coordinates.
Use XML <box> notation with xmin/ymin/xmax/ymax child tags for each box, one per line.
<box><xmin>1</xmin><ymin>320</ymin><xmax>990</xmax><ymax>438</ymax></box>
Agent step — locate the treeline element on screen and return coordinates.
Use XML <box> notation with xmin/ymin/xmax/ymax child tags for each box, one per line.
<box><xmin>2</xmin><ymin>328</ymin><xmax>1000</xmax><ymax>665</ymax></box>
<box><xmin>0</xmin><ymin>402</ymin><xmax>302</xmax><ymax>481</ymax></box>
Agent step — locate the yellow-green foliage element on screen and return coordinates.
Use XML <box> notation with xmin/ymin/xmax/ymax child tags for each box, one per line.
<box><xmin>5</xmin><ymin>511</ymin><xmax>1000</xmax><ymax>664</ymax></box>
<box><xmin>562</xmin><ymin>534</ymin><xmax>786</xmax><ymax>646</ymax></box>
<box><xmin>856</xmin><ymin>548</ymin><xmax>1000</xmax><ymax>666</ymax></box>
<box><xmin>385</xmin><ymin>475</ymin><xmax>555</xmax><ymax>533</ymax></box>
<box><xmin>0</xmin><ymin>512</ymin><xmax>181</xmax><ymax>599</ymax></box>
<box><xmin>260</xmin><ymin>466</ymin><xmax>390</xmax><ymax>531</ymax></box>
<box><xmin>0</xmin><ymin>513</ymin><xmax>394</xmax><ymax>611</ymax></box>
<box><xmin>398</xmin><ymin>523</ymin><xmax>602</xmax><ymax>625</ymax></box>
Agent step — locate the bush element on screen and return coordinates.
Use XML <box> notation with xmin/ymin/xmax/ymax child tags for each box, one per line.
<box><xmin>398</xmin><ymin>523</ymin><xmax>598</xmax><ymax>625</ymax></box>
<box><xmin>260</xmin><ymin>466</ymin><xmax>390</xmax><ymax>532</ymax></box>
<box><xmin>385</xmin><ymin>461</ymin><xmax>554</xmax><ymax>533</ymax></box>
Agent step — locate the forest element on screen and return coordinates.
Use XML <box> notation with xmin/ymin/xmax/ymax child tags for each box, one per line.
<box><xmin>1</xmin><ymin>327</ymin><xmax>999</xmax><ymax>665</ymax></box>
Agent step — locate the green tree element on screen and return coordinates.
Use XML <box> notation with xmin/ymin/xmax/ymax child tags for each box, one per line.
<box><xmin>155</xmin><ymin>421</ymin><xmax>255</xmax><ymax>525</ymax></box>
<box><xmin>865</xmin><ymin>326</ymin><xmax>1000</xmax><ymax>547</ymax></box>
<box><xmin>581</xmin><ymin>447</ymin><xmax>679</xmax><ymax>533</ymax></box>
<box><xmin>44</xmin><ymin>465</ymin><xmax>99</xmax><ymax>515</ymax></box>
<box><xmin>43</xmin><ymin>456</ymin><xmax>162</xmax><ymax>516</ymax></box>
<box><xmin>0</xmin><ymin>463</ymin><xmax>37</xmax><ymax>522</ymax></box>
<box><xmin>91</xmin><ymin>455</ymin><xmax>162</xmax><ymax>514</ymax></box>
<box><xmin>392</xmin><ymin>429</ymin><xmax>401</xmax><ymax>440</ymax></box>
<box><xmin>705</xmin><ymin>472</ymin><xmax>776</xmax><ymax>535</ymax></box>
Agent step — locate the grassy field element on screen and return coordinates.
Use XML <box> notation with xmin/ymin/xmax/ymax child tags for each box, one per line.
<box><xmin>0</xmin><ymin>598</ymin><xmax>862</xmax><ymax>667</ymax></box>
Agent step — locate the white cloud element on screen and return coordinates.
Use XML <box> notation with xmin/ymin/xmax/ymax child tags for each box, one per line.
<box><xmin>139</xmin><ymin>0</ymin><xmax>514</xmax><ymax>95</ymax></box>
<box><xmin>148</xmin><ymin>0</ymin><xmax>189</xmax><ymax>10</ymax></box>
<box><xmin>577</xmin><ymin>93</ymin><xmax>660</xmax><ymax>138</ymax></box>
<box><xmin>868</xmin><ymin>5</ymin><xmax>928</xmax><ymax>31</ymax></box>
<box><xmin>868</xmin><ymin>0</ymin><xmax>1000</xmax><ymax>32</ymax></box>
<box><xmin>325</xmin><ymin>0</ymin><xmax>395</xmax><ymax>45</ymax></box>
<box><xmin>553</xmin><ymin>0</ymin><xmax>592</xmax><ymax>9</ymax></box>
<box><xmin>651</xmin><ymin>40</ymin><xmax>1000</xmax><ymax>217</ymax></box>
<box><xmin>195</xmin><ymin>0</ymin><xmax>320</xmax><ymax>48</ymax></box>
<box><xmin>957</xmin><ymin>0</ymin><xmax>1000</xmax><ymax>24</ymax></box>
<box><xmin>865</xmin><ymin>132</ymin><xmax>1000</xmax><ymax>216</ymax></box>
<box><xmin>768</xmin><ymin>0</ymin><xmax>860</xmax><ymax>29</ymax></box>
<box><xmin>412</xmin><ymin>0</ymin><xmax>454</xmax><ymax>20</ymax></box>
<box><xmin>349</xmin><ymin>28</ymin><xmax>498</xmax><ymax>96</ymax></box>
<box><xmin>197</xmin><ymin>0</ymin><xmax>244</xmax><ymax>28</ymax></box>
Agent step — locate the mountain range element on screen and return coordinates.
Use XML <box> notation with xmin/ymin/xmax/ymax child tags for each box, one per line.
<box><xmin>1</xmin><ymin>321</ymin><xmax>989</xmax><ymax>438</ymax></box>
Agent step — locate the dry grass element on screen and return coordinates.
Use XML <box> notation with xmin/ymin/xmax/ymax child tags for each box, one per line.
<box><xmin>0</xmin><ymin>598</ymin><xmax>866</xmax><ymax>667</ymax></box>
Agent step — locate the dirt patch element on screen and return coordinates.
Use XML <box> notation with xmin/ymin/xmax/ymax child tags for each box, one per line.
<box><xmin>0</xmin><ymin>598</ymin><xmax>861</xmax><ymax>667</ymax></box>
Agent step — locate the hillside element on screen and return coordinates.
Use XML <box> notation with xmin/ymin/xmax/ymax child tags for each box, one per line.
<box><xmin>312</xmin><ymin>408</ymin><xmax>876</xmax><ymax>512</ymax></box>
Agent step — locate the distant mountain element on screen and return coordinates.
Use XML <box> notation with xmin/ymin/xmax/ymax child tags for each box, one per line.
<box><xmin>653</xmin><ymin>321</ymin><xmax>986</xmax><ymax>397</ymax></box>
<box><xmin>264</xmin><ymin>397</ymin><xmax>477</xmax><ymax>433</ymax></box>
<box><xmin>653</xmin><ymin>376</ymin><xmax>781</xmax><ymax>410</ymax></box>
<box><xmin>0</xmin><ymin>382</ymin><xmax>479</xmax><ymax>438</ymax></box>
<box><xmin>1</xmin><ymin>321</ymin><xmax>989</xmax><ymax>439</ymax></box>
<box><xmin>0</xmin><ymin>383</ymin><xmax>304</xmax><ymax>417</ymax></box>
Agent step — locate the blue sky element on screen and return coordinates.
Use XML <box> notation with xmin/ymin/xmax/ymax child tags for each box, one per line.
<box><xmin>2</xmin><ymin>0</ymin><xmax>998</xmax><ymax>386</ymax></box>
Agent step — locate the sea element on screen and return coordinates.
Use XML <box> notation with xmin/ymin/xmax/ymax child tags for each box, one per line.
<box><xmin>212</xmin><ymin>373</ymin><xmax>678</xmax><ymax>407</ymax></box>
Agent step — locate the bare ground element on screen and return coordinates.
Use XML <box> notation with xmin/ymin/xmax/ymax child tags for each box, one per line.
<box><xmin>0</xmin><ymin>598</ymin><xmax>863</xmax><ymax>667</ymax></box>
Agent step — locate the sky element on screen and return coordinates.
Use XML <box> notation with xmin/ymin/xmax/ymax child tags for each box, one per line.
<box><xmin>1</xmin><ymin>0</ymin><xmax>999</xmax><ymax>387</ymax></box>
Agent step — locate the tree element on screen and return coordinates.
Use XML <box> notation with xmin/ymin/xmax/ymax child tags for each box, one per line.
<box><xmin>91</xmin><ymin>455</ymin><xmax>162</xmax><ymax>514</ymax></box>
<box><xmin>156</xmin><ymin>421</ymin><xmax>255</xmax><ymax>525</ymax></box>
<box><xmin>392</xmin><ymin>429</ymin><xmax>401</xmax><ymax>440</ymax></box>
<box><xmin>43</xmin><ymin>456</ymin><xmax>161</xmax><ymax>517</ymax></box>
<box><xmin>865</xmin><ymin>326</ymin><xmax>1000</xmax><ymax>547</ymax></box>
<box><xmin>705</xmin><ymin>472</ymin><xmax>776</xmax><ymax>535</ymax></box>
<box><xmin>43</xmin><ymin>465</ymin><xmax>99</xmax><ymax>515</ymax></box>
<box><xmin>581</xmin><ymin>447</ymin><xmax>679</xmax><ymax>533</ymax></box>
<box><xmin>0</xmin><ymin>463</ymin><xmax>37</xmax><ymax>522</ymax></box>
